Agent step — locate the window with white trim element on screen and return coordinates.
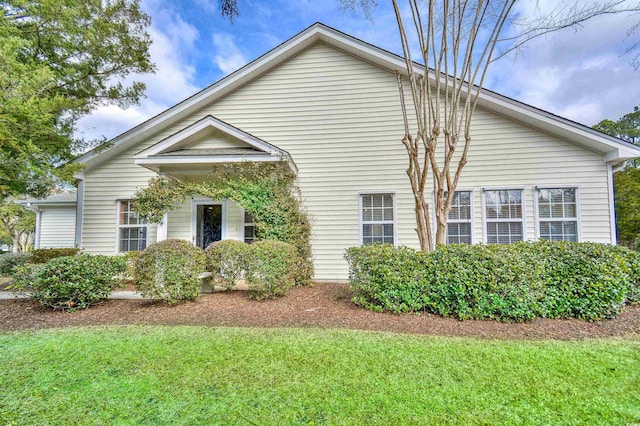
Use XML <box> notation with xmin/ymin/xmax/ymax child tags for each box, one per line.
<box><xmin>446</xmin><ymin>191</ymin><xmax>473</xmax><ymax>244</ymax></box>
<box><xmin>117</xmin><ymin>200</ymin><xmax>147</xmax><ymax>252</ymax></box>
<box><xmin>484</xmin><ymin>189</ymin><xmax>524</xmax><ymax>244</ymax></box>
<box><xmin>243</xmin><ymin>211</ymin><xmax>256</xmax><ymax>244</ymax></box>
<box><xmin>537</xmin><ymin>188</ymin><xmax>578</xmax><ymax>242</ymax></box>
<box><xmin>361</xmin><ymin>193</ymin><xmax>395</xmax><ymax>244</ymax></box>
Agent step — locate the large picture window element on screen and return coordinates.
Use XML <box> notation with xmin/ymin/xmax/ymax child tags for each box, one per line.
<box><xmin>537</xmin><ymin>188</ymin><xmax>578</xmax><ymax>242</ymax></box>
<box><xmin>446</xmin><ymin>191</ymin><xmax>473</xmax><ymax>244</ymax></box>
<box><xmin>484</xmin><ymin>189</ymin><xmax>524</xmax><ymax>244</ymax></box>
<box><xmin>361</xmin><ymin>193</ymin><xmax>395</xmax><ymax>245</ymax></box>
<box><xmin>117</xmin><ymin>200</ymin><xmax>148</xmax><ymax>252</ymax></box>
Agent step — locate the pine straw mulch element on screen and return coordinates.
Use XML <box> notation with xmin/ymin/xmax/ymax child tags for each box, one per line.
<box><xmin>1</xmin><ymin>282</ymin><xmax>639</xmax><ymax>340</ymax></box>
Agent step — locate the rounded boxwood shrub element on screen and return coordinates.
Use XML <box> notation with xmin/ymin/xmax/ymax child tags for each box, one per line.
<box><xmin>245</xmin><ymin>240</ymin><xmax>298</xmax><ymax>300</ymax></box>
<box><xmin>134</xmin><ymin>239</ymin><xmax>206</xmax><ymax>303</ymax></box>
<box><xmin>0</xmin><ymin>252</ymin><xmax>32</xmax><ymax>276</ymax></box>
<box><xmin>11</xmin><ymin>254</ymin><xmax>127</xmax><ymax>311</ymax></box>
<box><xmin>205</xmin><ymin>239</ymin><xmax>249</xmax><ymax>290</ymax></box>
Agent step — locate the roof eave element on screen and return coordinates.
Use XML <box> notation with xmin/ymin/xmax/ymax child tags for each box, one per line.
<box><xmin>74</xmin><ymin>22</ymin><xmax>640</xmax><ymax>172</ymax></box>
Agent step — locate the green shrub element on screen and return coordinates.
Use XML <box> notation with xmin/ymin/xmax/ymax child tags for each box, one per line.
<box><xmin>205</xmin><ymin>240</ymin><xmax>249</xmax><ymax>290</ymax></box>
<box><xmin>30</xmin><ymin>247</ymin><xmax>80</xmax><ymax>264</ymax></box>
<box><xmin>344</xmin><ymin>244</ymin><xmax>430</xmax><ymax>313</ymax></box>
<box><xmin>134</xmin><ymin>239</ymin><xmax>206</xmax><ymax>303</ymax></box>
<box><xmin>245</xmin><ymin>240</ymin><xmax>298</xmax><ymax>300</ymax></box>
<box><xmin>11</xmin><ymin>254</ymin><xmax>127</xmax><ymax>311</ymax></box>
<box><xmin>0</xmin><ymin>252</ymin><xmax>32</xmax><ymax>276</ymax></box>
<box><xmin>123</xmin><ymin>251</ymin><xmax>140</xmax><ymax>278</ymax></box>
<box><xmin>345</xmin><ymin>241</ymin><xmax>640</xmax><ymax>322</ymax></box>
<box><xmin>529</xmin><ymin>242</ymin><xmax>629</xmax><ymax>320</ymax></box>
<box><xmin>614</xmin><ymin>246</ymin><xmax>640</xmax><ymax>304</ymax></box>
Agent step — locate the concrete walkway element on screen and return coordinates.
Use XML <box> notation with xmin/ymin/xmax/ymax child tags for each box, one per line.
<box><xmin>0</xmin><ymin>291</ymin><xmax>145</xmax><ymax>300</ymax></box>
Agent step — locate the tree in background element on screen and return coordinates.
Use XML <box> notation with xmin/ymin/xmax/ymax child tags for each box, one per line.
<box><xmin>594</xmin><ymin>106</ymin><xmax>640</xmax><ymax>248</ymax></box>
<box><xmin>0</xmin><ymin>0</ymin><xmax>154</xmax><ymax>200</ymax></box>
<box><xmin>0</xmin><ymin>201</ymin><xmax>35</xmax><ymax>252</ymax></box>
<box><xmin>612</xmin><ymin>168</ymin><xmax>640</xmax><ymax>249</ymax></box>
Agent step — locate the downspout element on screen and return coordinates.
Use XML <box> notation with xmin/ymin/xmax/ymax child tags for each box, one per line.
<box><xmin>75</xmin><ymin>176</ymin><xmax>85</xmax><ymax>249</ymax></box>
<box><xmin>33</xmin><ymin>207</ymin><xmax>41</xmax><ymax>249</ymax></box>
<box><xmin>606</xmin><ymin>162</ymin><xmax>617</xmax><ymax>245</ymax></box>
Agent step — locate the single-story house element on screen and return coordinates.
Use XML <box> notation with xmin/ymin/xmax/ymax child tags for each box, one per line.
<box><xmin>27</xmin><ymin>23</ymin><xmax>640</xmax><ymax>281</ymax></box>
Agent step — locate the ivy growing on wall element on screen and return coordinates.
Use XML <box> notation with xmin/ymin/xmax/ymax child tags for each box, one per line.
<box><xmin>132</xmin><ymin>162</ymin><xmax>313</xmax><ymax>284</ymax></box>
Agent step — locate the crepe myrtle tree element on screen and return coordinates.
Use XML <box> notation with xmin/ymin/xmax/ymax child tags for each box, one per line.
<box><xmin>218</xmin><ymin>0</ymin><xmax>639</xmax><ymax>251</ymax></box>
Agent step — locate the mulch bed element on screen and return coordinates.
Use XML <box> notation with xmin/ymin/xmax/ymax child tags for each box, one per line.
<box><xmin>1</xmin><ymin>282</ymin><xmax>639</xmax><ymax>339</ymax></box>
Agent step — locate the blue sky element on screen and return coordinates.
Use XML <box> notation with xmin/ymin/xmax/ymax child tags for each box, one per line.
<box><xmin>75</xmin><ymin>0</ymin><xmax>640</xmax><ymax>142</ymax></box>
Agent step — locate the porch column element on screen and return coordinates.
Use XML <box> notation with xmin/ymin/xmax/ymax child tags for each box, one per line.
<box><xmin>157</xmin><ymin>213</ymin><xmax>168</xmax><ymax>242</ymax></box>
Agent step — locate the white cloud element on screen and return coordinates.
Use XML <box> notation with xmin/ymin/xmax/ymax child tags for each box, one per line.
<box><xmin>486</xmin><ymin>6</ymin><xmax>640</xmax><ymax>125</ymax></box>
<box><xmin>212</xmin><ymin>33</ymin><xmax>249</xmax><ymax>74</ymax></box>
<box><xmin>75</xmin><ymin>1</ymin><xmax>201</xmax><ymax>142</ymax></box>
<box><xmin>193</xmin><ymin>0</ymin><xmax>216</xmax><ymax>14</ymax></box>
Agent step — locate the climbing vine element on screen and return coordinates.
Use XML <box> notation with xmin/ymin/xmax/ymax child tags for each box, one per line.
<box><xmin>132</xmin><ymin>162</ymin><xmax>313</xmax><ymax>284</ymax></box>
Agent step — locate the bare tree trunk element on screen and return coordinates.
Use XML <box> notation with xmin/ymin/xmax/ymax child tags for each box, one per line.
<box><xmin>18</xmin><ymin>231</ymin><xmax>34</xmax><ymax>252</ymax></box>
<box><xmin>391</xmin><ymin>0</ymin><xmax>514</xmax><ymax>251</ymax></box>
<box><xmin>413</xmin><ymin>194</ymin><xmax>433</xmax><ymax>251</ymax></box>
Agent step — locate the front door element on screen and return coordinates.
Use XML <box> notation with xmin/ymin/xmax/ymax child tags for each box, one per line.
<box><xmin>196</xmin><ymin>204</ymin><xmax>222</xmax><ymax>249</ymax></box>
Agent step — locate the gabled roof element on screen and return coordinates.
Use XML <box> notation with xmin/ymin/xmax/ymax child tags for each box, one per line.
<box><xmin>133</xmin><ymin>115</ymin><xmax>297</xmax><ymax>172</ymax></box>
<box><xmin>75</xmin><ymin>22</ymin><xmax>640</xmax><ymax>171</ymax></box>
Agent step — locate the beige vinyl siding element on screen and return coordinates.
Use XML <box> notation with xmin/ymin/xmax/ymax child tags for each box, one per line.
<box><xmin>81</xmin><ymin>42</ymin><xmax>612</xmax><ymax>279</ymax></box>
<box><xmin>82</xmin><ymin>140</ymin><xmax>158</xmax><ymax>254</ymax></box>
<box><xmin>187</xmin><ymin>131</ymin><xmax>250</xmax><ymax>150</ymax></box>
<box><xmin>39</xmin><ymin>207</ymin><xmax>76</xmax><ymax>248</ymax></box>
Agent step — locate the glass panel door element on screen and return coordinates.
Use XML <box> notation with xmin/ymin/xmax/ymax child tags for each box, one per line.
<box><xmin>197</xmin><ymin>204</ymin><xmax>222</xmax><ymax>249</ymax></box>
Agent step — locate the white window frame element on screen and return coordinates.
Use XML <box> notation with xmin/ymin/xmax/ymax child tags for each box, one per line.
<box><xmin>481</xmin><ymin>188</ymin><xmax>527</xmax><ymax>244</ymax></box>
<box><xmin>115</xmin><ymin>199</ymin><xmax>150</xmax><ymax>253</ymax></box>
<box><xmin>241</xmin><ymin>208</ymin><xmax>256</xmax><ymax>244</ymax></box>
<box><xmin>358</xmin><ymin>192</ymin><xmax>397</xmax><ymax>245</ymax></box>
<box><xmin>190</xmin><ymin>198</ymin><xmax>228</xmax><ymax>247</ymax></box>
<box><xmin>534</xmin><ymin>186</ymin><xmax>581</xmax><ymax>242</ymax></box>
<box><xmin>445</xmin><ymin>189</ymin><xmax>475</xmax><ymax>245</ymax></box>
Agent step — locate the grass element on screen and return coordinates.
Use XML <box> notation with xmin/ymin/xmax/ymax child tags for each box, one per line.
<box><xmin>0</xmin><ymin>327</ymin><xmax>639</xmax><ymax>425</ymax></box>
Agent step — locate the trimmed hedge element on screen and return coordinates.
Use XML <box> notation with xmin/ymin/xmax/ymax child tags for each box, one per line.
<box><xmin>0</xmin><ymin>248</ymin><xmax>80</xmax><ymax>276</ymax></box>
<box><xmin>30</xmin><ymin>248</ymin><xmax>80</xmax><ymax>264</ymax></box>
<box><xmin>246</xmin><ymin>240</ymin><xmax>298</xmax><ymax>300</ymax></box>
<box><xmin>205</xmin><ymin>240</ymin><xmax>249</xmax><ymax>290</ymax></box>
<box><xmin>345</xmin><ymin>241</ymin><xmax>640</xmax><ymax>321</ymax></box>
<box><xmin>134</xmin><ymin>239</ymin><xmax>206</xmax><ymax>304</ymax></box>
<box><xmin>11</xmin><ymin>254</ymin><xmax>127</xmax><ymax>311</ymax></box>
<box><xmin>0</xmin><ymin>252</ymin><xmax>31</xmax><ymax>276</ymax></box>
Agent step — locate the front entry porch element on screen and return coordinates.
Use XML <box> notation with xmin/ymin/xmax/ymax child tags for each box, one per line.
<box><xmin>131</xmin><ymin>114</ymin><xmax>292</xmax><ymax>249</ymax></box>
<box><xmin>157</xmin><ymin>197</ymin><xmax>252</xmax><ymax>248</ymax></box>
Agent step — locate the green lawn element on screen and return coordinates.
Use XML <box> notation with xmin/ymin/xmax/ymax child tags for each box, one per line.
<box><xmin>0</xmin><ymin>327</ymin><xmax>638</xmax><ymax>425</ymax></box>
